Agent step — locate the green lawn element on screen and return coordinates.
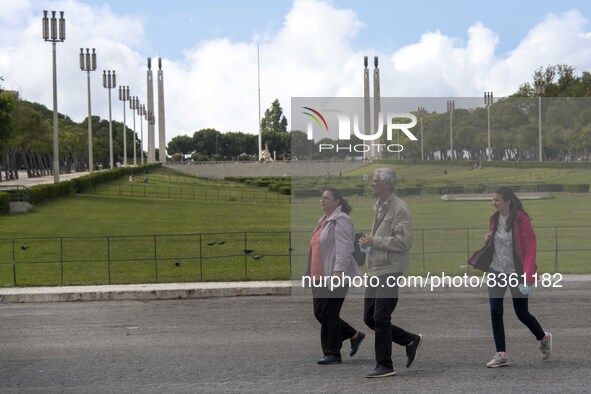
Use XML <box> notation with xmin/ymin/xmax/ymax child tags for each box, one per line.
<box><xmin>1</xmin><ymin>167</ymin><xmax>589</xmax><ymax>286</ymax></box>
<box><xmin>345</xmin><ymin>163</ymin><xmax>591</xmax><ymax>186</ymax></box>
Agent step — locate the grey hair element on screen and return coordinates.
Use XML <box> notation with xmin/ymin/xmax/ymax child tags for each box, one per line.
<box><xmin>374</xmin><ymin>168</ymin><xmax>397</xmax><ymax>191</ymax></box>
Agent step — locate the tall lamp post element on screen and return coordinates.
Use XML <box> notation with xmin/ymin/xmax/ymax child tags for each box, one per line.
<box><xmin>535</xmin><ymin>80</ymin><xmax>545</xmax><ymax>162</ymax></box>
<box><xmin>118</xmin><ymin>86</ymin><xmax>130</xmax><ymax>166</ymax></box>
<box><xmin>139</xmin><ymin>104</ymin><xmax>146</xmax><ymax>164</ymax></box>
<box><xmin>42</xmin><ymin>10</ymin><xmax>65</xmax><ymax>183</ymax></box>
<box><xmin>484</xmin><ymin>92</ymin><xmax>493</xmax><ymax>161</ymax></box>
<box><xmin>103</xmin><ymin>70</ymin><xmax>116</xmax><ymax>169</ymax></box>
<box><xmin>80</xmin><ymin>48</ymin><xmax>97</xmax><ymax>173</ymax></box>
<box><xmin>130</xmin><ymin>96</ymin><xmax>138</xmax><ymax>166</ymax></box>
<box><xmin>447</xmin><ymin>100</ymin><xmax>455</xmax><ymax>160</ymax></box>
<box><xmin>417</xmin><ymin>106</ymin><xmax>426</xmax><ymax>160</ymax></box>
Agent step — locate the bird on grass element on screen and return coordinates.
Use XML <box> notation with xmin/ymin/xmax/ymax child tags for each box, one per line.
<box><xmin>252</xmin><ymin>255</ymin><xmax>263</xmax><ymax>260</ymax></box>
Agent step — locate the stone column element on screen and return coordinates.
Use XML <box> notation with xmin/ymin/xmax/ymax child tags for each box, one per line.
<box><xmin>157</xmin><ymin>57</ymin><xmax>166</xmax><ymax>162</ymax></box>
<box><xmin>373</xmin><ymin>56</ymin><xmax>382</xmax><ymax>159</ymax></box>
<box><xmin>363</xmin><ymin>56</ymin><xmax>370</xmax><ymax>161</ymax></box>
<box><xmin>147</xmin><ymin>57</ymin><xmax>156</xmax><ymax>163</ymax></box>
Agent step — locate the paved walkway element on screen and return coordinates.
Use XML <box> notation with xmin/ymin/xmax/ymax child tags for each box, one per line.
<box><xmin>0</xmin><ymin>170</ymin><xmax>90</xmax><ymax>188</ymax></box>
<box><xmin>2</xmin><ymin>288</ymin><xmax>590</xmax><ymax>393</ymax></box>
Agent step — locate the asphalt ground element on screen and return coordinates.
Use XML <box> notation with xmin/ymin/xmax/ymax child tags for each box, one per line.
<box><xmin>1</xmin><ymin>290</ymin><xmax>589</xmax><ymax>393</ymax></box>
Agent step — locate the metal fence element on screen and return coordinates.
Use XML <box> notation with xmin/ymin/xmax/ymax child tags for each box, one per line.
<box><xmin>88</xmin><ymin>184</ymin><xmax>291</xmax><ymax>204</ymax></box>
<box><xmin>1</xmin><ymin>226</ymin><xmax>589</xmax><ymax>287</ymax></box>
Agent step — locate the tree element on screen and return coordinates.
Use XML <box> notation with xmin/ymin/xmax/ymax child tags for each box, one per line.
<box><xmin>260</xmin><ymin>99</ymin><xmax>288</xmax><ymax>133</ymax></box>
<box><xmin>167</xmin><ymin>135</ymin><xmax>194</xmax><ymax>157</ymax></box>
<box><xmin>193</xmin><ymin>128</ymin><xmax>221</xmax><ymax>159</ymax></box>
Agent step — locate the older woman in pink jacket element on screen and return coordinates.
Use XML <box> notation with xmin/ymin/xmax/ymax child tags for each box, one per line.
<box><xmin>306</xmin><ymin>188</ymin><xmax>364</xmax><ymax>365</ymax></box>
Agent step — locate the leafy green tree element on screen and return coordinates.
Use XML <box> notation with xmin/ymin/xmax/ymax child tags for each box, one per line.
<box><xmin>219</xmin><ymin>132</ymin><xmax>257</xmax><ymax>160</ymax></box>
<box><xmin>193</xmin><ymin>128</ymin><xmax>221</xmax><ymax>159</ymax></box>
<box><xmin>260</xmin><ymin>99</ymin><xmax>288</xmax><ymax>133</ymax></box>
<box><xmin>167</xmin><ymin>135</ymin><xmax>194</xmax><ymax>157</ymax></box>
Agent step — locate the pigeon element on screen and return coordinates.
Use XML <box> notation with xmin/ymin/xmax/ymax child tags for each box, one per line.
<box><xmin>175</xmin><ymin>260</ymin><xmax>181</xmax><ymax>267</ymax></box>
<box><xmin>217</xmin><ymin>241</ymin><xmax>225</xmax><ymax>245</ymax></box>
<box><xmin>252</xmin><ymin>255</ymin><xmax>263</xmax><ymax>260</ymax></box>
<box><xmin>20</xmin><ymin>246</ymin><xmax>29</xmax><ymax>250</ymax></box>
<box><xmin>244</xmin><ymin>249</ymin><xmax>254</xmax><ymax>254</ymax></box>
<box><xmin>207</xmin><ymin>242</ymin><xmax>217</xmax><ymax>246</ymax></box>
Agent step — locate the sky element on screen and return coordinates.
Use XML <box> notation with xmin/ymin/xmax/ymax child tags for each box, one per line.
<box><xmin>2</xmin><ymin>0</ymin><xmax>591</xmax><ymax>147</ymax></box>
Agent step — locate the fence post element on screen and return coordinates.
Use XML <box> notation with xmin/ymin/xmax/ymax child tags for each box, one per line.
<box><xmin>199</xmin><ymin>234</ymin><xmax>203</xmax><ymax>281</ymax></box>
<box><xmin>466</xmin><ymin>228</ymin><xmax>470</xmax><ymax>271</ymax></box>
<box><xmin>11</xmin><ymin>238</ymin><xmax>16</xmax><ymax>286</ymax></box>
<box><xmin>421</xmin><ymin>229</ymin><xmax>426</xmax><ymax>274</ymax></box>
<box><xmin>154</xmin><ymin>235</ymin><xmax>158</xmax><ymax>282</ymax></box>
<box><xmin>60</xmin><ymin>237</ymin><xmax>64</xmax><ymax>285</ymax></box>
<box><xmin>555</xmin><ymin>227</ymin><xmax>558</xmax><ymax>272</ymax></box>
<box><xmin>244</xmin><ymin>232</ymin><xmax>248</xmax><ymax>280</ymax></box>
<box><xmin>107</xmin><ymin>236</ymin><xmax>111</xmax><ymax>284</ymax></box>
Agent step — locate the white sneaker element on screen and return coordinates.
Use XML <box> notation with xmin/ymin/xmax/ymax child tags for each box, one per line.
<box><xmin>486</xmin><ymin>352</ymin><xmax>508</xmax><ymax>368</ymax></box>
<box><xmin>540</xmin><ymin>332</ymin><xmax>552</xmax><ymax>360</ymax></box>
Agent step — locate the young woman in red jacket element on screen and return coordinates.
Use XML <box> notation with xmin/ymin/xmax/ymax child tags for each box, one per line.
<box><xmin>471</xmin><ymin>186</ymin><xmax>552</xmax><ymax>368</ymax></box>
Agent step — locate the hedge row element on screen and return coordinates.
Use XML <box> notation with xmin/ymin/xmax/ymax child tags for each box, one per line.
<box><xmin>225</xmin><ymin>174</ymin><xmax>590</xmax><ymax>197</ymax></box>
<box><xmin>0</xmin><ymin>192</ymin><xmax>8</xmax><ymax>214</ymax></box>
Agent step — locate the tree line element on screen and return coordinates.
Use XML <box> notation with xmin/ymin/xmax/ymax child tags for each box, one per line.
<box><xmin>0</xmin><ymin>88</ymin><xmax>151</xmax><ymax>181</ymax></box>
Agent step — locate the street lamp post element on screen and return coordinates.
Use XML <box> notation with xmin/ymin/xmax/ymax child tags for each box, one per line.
<box><xmin>484</xmin><ymin>92</ymin><xmax>493</xmax><ymax>161</ymax></box>
<box><xmin>130</xmin><ymin>96</ymin><xmax>138</xmax><ymax>166</ymax></box>
<box><xmin>42</xmin><ymin>10</ymin><xmax>65</xmax><ymax>183</ymax></box>
<box><xmin>103</xmin><ymin>70</ymin><xmax>116</xmax><ymax>169</ymax></box>
<box><xmin>447</xmin><ymin>100</ymin><xmax>455</xmax><ymax>160</ymax></box>
<box><xmin>535</xmin><ymin>80</ymin><xmax>545</xmax><ymax>162</ymax></box>
<box><xmin>138</xmin><ymin>104</ymin><xmax>146</xmax><ymax>165</ymax></box>
<box><xmin>118</xmin><ymin>86</ymin><xmax>130</xmax><ymax>166</ymax></box>
<box><xmin>417</xmin><ymin>106</ymin><xmax>426</xmax><ymax>160</ymax></box>
<box><xmin>80</xmin><ymin>48</ymin><xmax>97</xmax><ymax>173</ymax></box>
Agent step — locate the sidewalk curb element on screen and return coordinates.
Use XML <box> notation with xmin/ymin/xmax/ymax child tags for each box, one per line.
<box><xmin>0</xmin><ymin>281</ymin><xmax>292</xmax><ymax>303</ymax></box>
<box><xmin>1</xmin><ymin>276</ymin><xmax>589</xmax><ymax>303</ymax></box>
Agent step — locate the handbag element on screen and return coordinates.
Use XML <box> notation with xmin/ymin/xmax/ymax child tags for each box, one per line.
<box><xmin>467</xmin><ymin>238</ymin><xmax>494</xmax><ymax>272</ymax></box>
<box><xmin>352</xmin><ymin>232</ymin><xmax>366</xmax><ymax>266</ymax></box>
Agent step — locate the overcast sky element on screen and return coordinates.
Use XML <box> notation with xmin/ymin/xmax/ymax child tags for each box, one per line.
<box><xmin>2</xmin><ymin>0</ymin><xmax>591</xmax><ymax>145</ymax></box>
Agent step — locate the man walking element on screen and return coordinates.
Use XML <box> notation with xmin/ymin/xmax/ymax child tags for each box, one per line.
<box><xmin>359</xmin><ymin>168</ymin><xmax>423</xmax><ymax>378</ymax></box>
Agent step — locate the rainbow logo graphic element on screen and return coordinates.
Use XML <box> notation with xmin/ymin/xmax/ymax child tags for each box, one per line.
<box><xmin>302</xmin><ymin>107</ymin><xmax>328</xmax><ymax>131</ymax></box>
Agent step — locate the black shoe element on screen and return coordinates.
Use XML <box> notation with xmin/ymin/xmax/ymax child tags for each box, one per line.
<box><xmin>366</xmin><ymin>364</ymin><xmax>395</xmax><ymax>378</ymax></box>
<box><xmin>349</xmin><ymin>331</ymin><xmax>366</xmax><ymax>357</ymax></box>
<box><xmin>317</xmin><ymin>354</ymin><xmax>342</xmax><ymax>365</ymax></box>
<box><xmin>405</xmin><ymin>334</ymin><xmax>423</xmax><ymax>368</ymax></box>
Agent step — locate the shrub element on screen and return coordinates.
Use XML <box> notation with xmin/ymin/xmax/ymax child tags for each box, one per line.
<box><xmin>0</xmin><ymin>192</ymin><xmax>9</xmax><ymax>214</ymax></box>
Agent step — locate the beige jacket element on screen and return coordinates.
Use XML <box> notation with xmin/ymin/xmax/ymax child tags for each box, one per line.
<box><xmin>367</xmin><ymin>193</ymin><xmax>413</xmax><ymax>276</ymax></box>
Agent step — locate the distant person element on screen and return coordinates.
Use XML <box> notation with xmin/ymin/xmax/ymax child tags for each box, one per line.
<box><xmin>358</xmin><ymin>168</ymin><xmax>422</xmax><ymax>378</ymax></box>
<box><xmin>306</xmin><ymin>188</ymin><xmax>365</xmax><ymax>365</ymax></box>
<box><xmin>468</xmin><ymin>186</ymin><xmax>552</xmax><ymax>368</ymax></box>
<box><xmin>129</xmin><ymin>174</ymin><xmax>136</xmax><ymax>182</ymax></box>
